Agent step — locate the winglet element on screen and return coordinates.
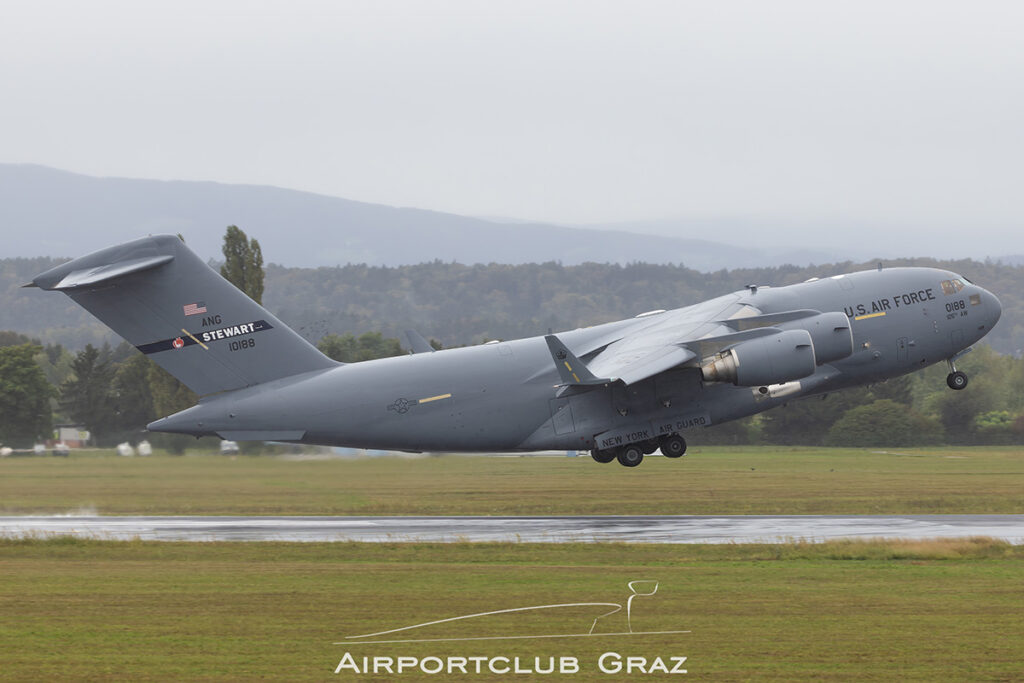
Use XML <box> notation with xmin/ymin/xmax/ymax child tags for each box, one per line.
<box><xmin>405</xmin><ymin>330</ymin><xmax>435</xmax><ymax>354</ymax></box>
<box><xmin>544</xmin><ymin>335</ymin><xmax>611</xmax><ymax>387</ymax></box>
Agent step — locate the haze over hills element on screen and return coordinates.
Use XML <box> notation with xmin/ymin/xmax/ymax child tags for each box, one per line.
<box><xmin>2</xmin><ymin>164</ymin><xmax>861</xmax><ymax>270</ymax></box>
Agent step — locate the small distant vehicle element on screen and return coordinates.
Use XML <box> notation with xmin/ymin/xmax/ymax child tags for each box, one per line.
<box><xmin>220</xmin><ymin>440</ymin><xmax>240</xmax><ymax>455</ymax></box>
<box><xmin>30</xmin><ymin>235</ymin><xmax>1001</xmax><ymax>467</ymax></box>
<box><xmin>52</xmin><ymin>442</ymin><xmax>69</xmax><ymax>457</ymax></box>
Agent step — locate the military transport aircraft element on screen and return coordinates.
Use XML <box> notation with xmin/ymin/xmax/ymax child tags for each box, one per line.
<box><xmin>29</xmin><ymin>235</ymin><xmax>1001</xmax><ymax>467</ymax></box>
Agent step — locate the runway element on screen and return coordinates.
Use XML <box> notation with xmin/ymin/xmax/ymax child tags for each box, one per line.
<box><xmin>2</xmin><ymin>514</ymin><xmax>1023</xmax><ymax>543</ymax></box>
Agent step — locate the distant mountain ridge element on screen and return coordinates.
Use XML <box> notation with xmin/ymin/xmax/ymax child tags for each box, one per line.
<box><xmin>1</xmin><ymin>163</ymin><xmax>842</xmax><ymax>270</ymax></box>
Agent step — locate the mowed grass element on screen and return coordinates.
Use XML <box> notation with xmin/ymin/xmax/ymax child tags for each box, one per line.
<box><xmin>0</xmin><ymin>537</ymin><xmax>1022</xmax><ymax>681</ymax></box>
<box><xmin>1</xmin><ymin>446</ymin><xmax>1023</xmax><ymax>515</ymax></box>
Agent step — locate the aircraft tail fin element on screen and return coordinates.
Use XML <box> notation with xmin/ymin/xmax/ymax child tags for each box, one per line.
<box><xmin>30</xmin><ymin>235</ymin><xmax>337</xmax><ymax>396</ymax></box>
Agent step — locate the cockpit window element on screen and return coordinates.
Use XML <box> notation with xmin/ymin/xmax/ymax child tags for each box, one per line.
<box><xmin>940</xmin><ymin>279</ymin><xmax>965</xmax><ymax>295</ymax></box>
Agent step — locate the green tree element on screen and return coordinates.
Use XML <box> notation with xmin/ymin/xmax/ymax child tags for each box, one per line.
<box><xmin>0</xmin><ymin>331</ymin><xmax>37</xmax><ymax>348</ymax></box>
<box><xmin>110</xmin><ymin>354</ymin><xmax>156</xmax><ymax>439</ymax></box>
<box><xmin>59</xmin><ymin>344</ymin><xmax>117</xmax><ymax>444</ymax></box>
<box><xmin>147</xmin><ymin>364</ymin><xmax>197</xmax><ymax>418</ymax></box>
<box><xmin>145</xmin><ymin>363</ymin><xmax>198</xmax><ymax>454</ymax></box>
<box><xmin>317</xmin><ymin>332</ymin><xmax>405</xmax><ymax>362</ymax></box>
<box><xmin>220</xmin><ymin>225</ymin><xmax>264</xmax><ymax>304</ymax></box>
<box><xmin>973</xmin><ymin>410</ymin><xmax>1017</xmax><ymax>445</ymax></box>
<box><xmin>0</xmin><ymin>344</ymin><xmax>54</xmax><ymax>447</ymax></box>
<box><xmin>759</xmin><ymin>387</ymin><xmax>872</xmax><ymax>445</ymax></box>
<box><xmin>824</xmin><ymin>399</ymin><xmax>944</xmax><ymax>447</ymax></box>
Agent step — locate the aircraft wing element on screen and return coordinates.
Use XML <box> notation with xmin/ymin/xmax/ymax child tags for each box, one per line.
<box><xmin>547</xmin><ymin>293</ymin><xmax>827</xmax><ymax>387</ymax></box>
<box><xmin>583</xmin><ymin>294</ymin><xmax>774</xmax><ymax>385</ymax></box>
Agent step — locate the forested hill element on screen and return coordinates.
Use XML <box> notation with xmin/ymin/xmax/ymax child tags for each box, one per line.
<box><xmin>3</xmin><ymin>256</ymin><xmax>1023</xmax><ymax>355</ymax></box>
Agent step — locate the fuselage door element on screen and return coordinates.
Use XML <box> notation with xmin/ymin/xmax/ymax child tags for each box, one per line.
<box><xmin>897</xmin><ymin>336</ymin><xmax>909</xmax><ymax>364</ymax></box>
<box><xmin>549</xmin><ymin>397</ymin><xmax>576</xmax><ymax>435</ymax></box>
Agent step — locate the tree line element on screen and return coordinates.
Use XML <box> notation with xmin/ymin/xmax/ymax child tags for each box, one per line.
<box><xmin>5</xmin><ymin>254</ymin><xmax>1024</xmax><ymax>357</ymax></box>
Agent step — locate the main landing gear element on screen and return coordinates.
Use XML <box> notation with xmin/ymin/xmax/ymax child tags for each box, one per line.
<box><xmin>590</xmin><ymin>434</ymin><xmax>688</xmax><ymax>467</ymax></box>
<box><xmin>946</xmin><ymin>358</ymin><xmax>969</xmax><ymax>391</ymax></box>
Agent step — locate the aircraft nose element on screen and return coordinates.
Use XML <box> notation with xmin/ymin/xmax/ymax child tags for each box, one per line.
<box><xmin>980</xmin><ymin>287</ymin><xmax>1002</xmax><ymax>328</ymax></box>
<box><xmin>970</xmin><ymin>286</ymin><xmax>1003</xmax><ymax>331</ymax></box>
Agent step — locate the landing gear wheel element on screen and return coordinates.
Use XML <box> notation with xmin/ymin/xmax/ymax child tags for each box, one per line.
<box><xmin>617</xmin><ymin>445</ymin><xmax>644</xmax><ymax>467</ymax></box>
<box><xmin>660</xmin><ymin>434</ymin><xmax>687</xmax><ymax>458</ymax></box>
<box><xmin>591</xmin><ymin>448</ymin><xmax>616</xmax><ymax>464</ymax></box>
<box><xmin>947</xmin><ymin>371</ymin><xmax>968</xmax><ymax>391</ymax></box>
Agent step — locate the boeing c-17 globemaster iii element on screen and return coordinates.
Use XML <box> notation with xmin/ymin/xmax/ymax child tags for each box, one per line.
<box><xmin>28</xmin><ymin>235</ymin><xmax>1002</xmax><ymax>466</ymax></box>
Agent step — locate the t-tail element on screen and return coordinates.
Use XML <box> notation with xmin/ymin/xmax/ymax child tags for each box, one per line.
<box><xmin>28</xmin><ymin>235</ymin><xmax>337</xmax><ymax>396</ymax></box>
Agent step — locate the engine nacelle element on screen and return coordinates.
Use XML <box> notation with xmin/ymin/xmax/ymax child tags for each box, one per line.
<box><xmin>778</xmin><ymin>312</ymin><xmax>853</xmax><ymax>365</ymax></box>
<box><xmin>701</xmin><ymin>329</ymin><xmax>816</xmax><ymax>386</ymax></box>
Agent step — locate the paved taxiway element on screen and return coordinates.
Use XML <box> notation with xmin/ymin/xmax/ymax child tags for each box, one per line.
<box><xmin>2</xmin><ymin>515</ymin><xmax>1023</xmax><ymax>543</ymax></box>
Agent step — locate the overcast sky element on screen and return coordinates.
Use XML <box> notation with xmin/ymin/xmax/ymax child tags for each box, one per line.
<box><xmin>2</xmin><ymin>1</ymin><xmax>1023</xmax><ymax>255</ymax></box>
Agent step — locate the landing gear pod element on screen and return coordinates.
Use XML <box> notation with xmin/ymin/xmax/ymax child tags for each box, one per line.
<box><xmin>702</xmin><ymin>329</ymin><xmax>816</xmax><ymax>386</ymax></box>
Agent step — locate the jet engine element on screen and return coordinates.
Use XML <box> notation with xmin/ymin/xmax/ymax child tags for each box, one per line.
<box><xmin>701</xmin><ymin>329</ymin><xmax>816</xmax><ymax>386</ymax></box>
<box><xmin>777</xmin><ymin>311</ymin><xmax>853</xmax><ymax>365</ymax></box>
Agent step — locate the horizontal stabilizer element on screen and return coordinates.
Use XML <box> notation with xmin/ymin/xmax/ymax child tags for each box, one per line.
<box><xmin>544</xmin><ymin>335</ymin><xmax>611</xmax><ymax>387</ymax></box>
<box><xmin>51</xmin><ymin>255</ymin><xmax>175</xmax><ymax>290</ymax></box>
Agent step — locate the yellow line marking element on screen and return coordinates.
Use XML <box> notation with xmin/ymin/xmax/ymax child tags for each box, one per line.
<box><xmin>572</xmin><ymin>373</ymin><xmax>580</xmax><ymax>382</ymax></box>
<box><xmin>182</xmin><ymin>328</ymin><xmax>209</xmax><ymax>350</ymax></box>
<box><xmin>416</xmin><ymin>393</ymin><xmax>452</xmax><ymax>404</ymax></box>
<box><xmin>854</xmin><ymin>312</ymin><xmax>887</xmax><ymax>321</ymax></box>
<box><xmin>563</xmin><ymin>361</ymin><xmax>573</xmax><ymax>371</ymax></box>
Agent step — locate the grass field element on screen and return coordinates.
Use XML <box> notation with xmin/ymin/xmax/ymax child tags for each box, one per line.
<box><xmin>1</xmin><ymin>446</ymin><xmax>1023</xmax><ymax>515</ymax></box>
<box><xmin>3</xmin><ymin>447</ymin><xmax>1022</xmax><ymax>680</ymax></box>
<box><xmin>0</xmin><ymin>537</ymin><xmax>1021</xmax><ymax>681</ymax></box>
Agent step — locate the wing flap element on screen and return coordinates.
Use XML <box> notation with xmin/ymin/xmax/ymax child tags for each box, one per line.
<box><xmin>723</xmin><ymin>309</ymin><xmax>820</xmax><ymax>330</ymax></box>
<box><xmin>593</xmin><ymin>345</ymin><xmax>697</xmax><ymax>385</ymax></box>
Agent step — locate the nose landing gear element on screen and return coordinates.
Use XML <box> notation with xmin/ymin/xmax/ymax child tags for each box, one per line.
<box><xmin>946</xmin><ymin>358</ymin><xmax>968</xmax><ymax>391</ymax></box>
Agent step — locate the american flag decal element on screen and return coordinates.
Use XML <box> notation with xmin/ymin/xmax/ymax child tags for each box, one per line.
<box><xmin>183</xmin><ymin>302</ymin><xmax>207</xmax><ymax>316</ymax></box>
